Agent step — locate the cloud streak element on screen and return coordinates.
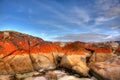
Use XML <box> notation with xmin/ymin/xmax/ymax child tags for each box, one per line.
<box><xmin>53</xmin><ymin>33</ymin><xmax>120</xmax><ymax>42</ymax></box>
<box><xmin>53</xmin><ymin>33</ymin><xmax>109</xmax><ymax>42</ymax></box>
<box><xmin>94</xmin><ymin>16</ymin><xmax>116</xmax><ymax>25</ymax></box>
<box><xmin>33</xmin><ymin>0</ymin><xmax>91</xmax><ymax>28</ymax></box>
<box><xmin>36</xmin><ymin>20</ymin><xmax>69</xmax><ymax>30</ymax></box>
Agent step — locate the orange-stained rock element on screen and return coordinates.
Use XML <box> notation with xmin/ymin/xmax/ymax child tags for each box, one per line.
<box><xmin>30</xmin><ymin>42</ymin><xmax>61</xmax><ymax>71</ymax></box>
<box><xmin>60</xmin><ymin>42</ymin><xmax>91</xmax><ymax>76</ymax></box>
<box><xmin>0</xmin><ymin>31</ymin><xmax>118</xmax><ymax>77</ymax></box>
<box><xmin>94</xmin><ymin>48</ymin><xmax>112</xmax><ymax>54</ymax></box>
<box><xmin>0</xmin><ymin>31</ymin><xmax>60</xmax><ymax>75</ymax></box>
<box><xmin>0</xmin><ymin>31</ymin><xmax>35</xmax><ymax>74</ymax></box>
<box><xmin>29</xmin><ymin>35</ymin><xmax>43</xmax><ymax>48</ymax></box>
<box><xmin>62</xmin><ymin>42</ymin><xmax>91</xmax><ymax>57</ymax></box>
<box><xmin>0</xmin><ymin>41</ymin><xmax>17</xmax><ymax>58</ymax></box>
<box><xmin>60</xmin><ymin>54</ymin><xmax>89</xmax><ymax>76</ymax></box>
<box><xmin>90</xmin><ymin>48</ymin><xmax>113</xmax><ymax>62</ymax></box>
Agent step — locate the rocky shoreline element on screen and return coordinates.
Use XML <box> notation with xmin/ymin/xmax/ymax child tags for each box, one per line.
<box><xmin>0</xmin><ymin>31</ymin><xmax>120</xmax><ymax>80</ymax></box>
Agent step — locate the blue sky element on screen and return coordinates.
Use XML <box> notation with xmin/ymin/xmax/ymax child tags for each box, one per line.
<box><xmin>0</xmin><ymin>0</ymin><xmax>120</xmax><ymax>42</ymax></box>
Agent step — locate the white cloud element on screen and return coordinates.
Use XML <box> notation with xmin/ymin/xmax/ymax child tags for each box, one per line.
<box><xmin>106</xmin><ymin>35</ymin><xmax>120</xmax><ymax>41</ymax></box>
<box><xmin>95</xmin><ymin>0</ymin><xmax>119</xmax><ymax>10</ymax></box>
<box><xmin>95</xmin><ymin>16</ymin><xmax>116</xmax><ymax>25</ymax></box>
<box><xmin>95</xmin><ymin>0</ymin><xmax>120</xmax><ymax>18</ymax></box>
<box><xmin>53</xmin><ymin>33</ymin><xmax>109</xmax><ymax>42</ymax></box>
<box><xmin>96</xmin><ymin>17</ymin><xmax>115</xmax><ymax>22</ymax></box>
<box><xmin>105</xmin><ymin>5</ymin><xmax>120</xmax><ymax>17</ymax></box>
<box><xmin>56</xmin><ymin>7</ymin><xmax>91</xmax><ymax>27</ymax></box>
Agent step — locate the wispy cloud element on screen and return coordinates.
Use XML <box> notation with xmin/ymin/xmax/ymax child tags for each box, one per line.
<box><xmin>109</xmin><ymin>23</ymin><xmax>120</xmax><ymax>30</ymax></box>
<box><xmin>71</xmin><ymin>7</ymin><xmax>90</xmax><ymax>23</ymax></box>
<box><xmin>108</xmin><ymin>35</ymin><xmax>120</xmax><ymax>41</ymax></box>
<box><xmin>104</xmin><ymin>34</ymin><xmax>120</xmax><ymax>41</ymax></box>
<box><xmin>53</xmin><ymin>33</ymin><xmax>109</xmax><ymax>42</ymax></box>
<box><xmin>105</xmin><ymin>5</ymin><xmax>120</xmax><ymax>18</ymax></box>
<box><xmin>33</xmin><ymin>0</ymin><xmax>91</xmax><ymax>28</ymax></box>
<box><xmin>32</xmin><ymin>0</ymin><xmax>120</xmax><ymax>42</ymax></box>
<box><xmin>92</xmin><ymin>0</ymin><xmax>120</xmax><ymax>27</ymax></box>
<box><xmin>53</xmin><ymin>33</ymin><xmax>120</xmax><ymax>42</ymax></box>
<box><xmin>95</xmin><ymin>0</ymin><xmax>120</xmax><ymax>18</ymax></box>
<box><xmin>38</xmin><ymin>32</ymin><xmax>57</xmax><ymax>41</ymax></box>
<box><xmin>95</xmin><ymin>0</ymin><xmax>119</xmax><ymax>10</ymax></box>
<box><xmin>36</xmin><ymin>20</ymin><xmax>69</xmax><ymax>30</ymax></box>
<box><xmin>95</xmin><ymin>16</ymin><xmax>116</xmax><ymax>25</ymax></box>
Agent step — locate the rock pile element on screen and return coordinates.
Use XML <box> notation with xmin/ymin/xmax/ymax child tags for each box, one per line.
<box><xmin>0</xmin><ymin>31</ymin><xmax>120</xmax><ymax>80</ymax></box>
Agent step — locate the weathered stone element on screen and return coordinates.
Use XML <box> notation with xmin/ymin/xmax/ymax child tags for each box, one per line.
<box><xmin>0</xmin><ymin>31</ymin><xmax>120</xmax><ymax>80</ymax></box>
<box><xmin>60</xmin><ymin>55</ymin><xmax>89</xmax><ymax>76</ymax></box>
<box><xmin>90</xmin><ymin>48</ymin><xmax>113</xmax><ymax>62</ymax></box>
<box><xmin>30</xmin><ymin>42</ymin><xmax>59</xmax><ymax>71</ymax></box>
<box><xmin>24</xmin><ymin>76</ymin><xmax>47</xmax><ymax>80</ymax></box>
<box><xmin>59</xmin><ymin>75</ymin><xmax>93</xmax><ymax>80</ymax></box>
<box><xmin>0</xmin><ymin>31</ymin><xmax>57</xmax><ymax>75</ymax></box>
<box><xmin>15</xmin><ymin>71</ymin><xmax>40</xmax><ymax>79</ymax></box>
<box><xmin>45</xmin><ymin>71</ymin><xmax>57</xmax><ymax>80</ymax></box>
<box><xmin>0</xmin><ymin>75</ymin><xmax>14</xmax><ymax>80</ymax></box>
<box><xmin>89</xmin><ymin>56</ymin><xmax>120</xmax><ymax>80</ymax></box>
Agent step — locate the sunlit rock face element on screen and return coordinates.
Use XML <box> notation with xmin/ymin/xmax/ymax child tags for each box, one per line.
<box><xmin>89</xmin><ymin>56</ymin><xmax>120</xmax><ymax>80</ymax></box>
<box><xmin>0</xmin><ymin>31</ymin><xmax>90</xmax><ymax>76</ymax></box>
<box><xmin>0</xmin><ymin>31</ymin><xmax>62</xmax><ymax>75</ymax></box>
<box><xmin>0</xmin><ymin>31</ymin><xmax>120</xmax><ymax>80</ymax></box>
<box><xmin>0</xmin><ymin>31</ymin><xmax>36</xmax><ymax>74</ymax></box>
<box><xmin>30</xmin><ymin>42</ymin><xmax>61</xmax><ymax>71</ymax></box>
<box><xmin>60</xmin><ymin>42</ymin><xmax>91</xmax><ymax>76</ymax></box>
<box><xmin>88</xmin><ymin>42</ymin><xmax>120</xmax><ymax>80</ymax></box>
<box><xmin>90</xmin><ymin>48</ymin><xmax>113</xmax><ymax>62</ymax></box>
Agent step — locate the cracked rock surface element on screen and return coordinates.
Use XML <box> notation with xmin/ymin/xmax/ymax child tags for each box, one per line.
<box><xmin>0</xmin><ymin>31</ymin><xmax>120</xmax><ymax>80</ymax></box>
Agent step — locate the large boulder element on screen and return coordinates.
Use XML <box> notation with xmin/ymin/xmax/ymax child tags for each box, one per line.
<box><xmin>30</xmin><ymin>42</ymin><xmax>60</xmax><ymax>71</ymax></box>
<box><xmin>60</xmin><ymin>42</ymin><xmax>91</xmax><ymax>76</ymax></box>
<box><xmin>89</xmin><ymin>55</ymin><xmax>120</xmax><ymax>80</ymax></box>
<box><xmin>0</xmin><ymin>31</ymin><xmax>36</xmax><ymax>74</ymax></box>
<box><xmin>0</xmin><ymin>31</ymin><xmax>58</xmax><ymax>74</ymax></box>
<box><xmin>90</xmin><ymin>48</ymin><xmax>113</xmax><ymax>62</ymax></box>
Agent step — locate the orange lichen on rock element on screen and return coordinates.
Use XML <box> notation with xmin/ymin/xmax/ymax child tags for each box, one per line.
<box><xmin>0</xmin><ymin>31</ymin><xmax>30</xmax><ymax>56</ymax></box>
<box><xmin>0</xmin><ymin>41</ymin><xmax>17</xmax><ymax>54</ymax></box>
<box><xmin>30</xmin><ymin>42</ymin><xmax>61</xmax><ymax>54</ymax></box>
<box><xmin>9</xmin><ymin>31</ymin><xmax>30</xmax><ymax>51</ymax></box>
<box><xmin>65</xmin><ymin>50</ymin><xmax>87</xmax><ymax>55</ymax></box>
<box><xmin>0</xmin><ymin>31</ymin><xmax>119</xmax><ymax>77</ymax></box>
<box><xmin>62</xmin><ymin>41</ymin><xmax>85</xmax><ymax>50</ymax></box>
<box><xmin>0</xmin><ymin>31</ymin><xmax>44</xmax><ymax>55</ymax></box>
<box><xmin>94</xmin><ymin>48</ymin><xmax>113</xmax><ymax>54</ymax></box>
<box><xmin>90</xmin><ymin>47</ymin><xmax>113</xmax><ymax>62</ymax></box>
<box><xmin>29</xmin><ymin>36</ymin><xmax>43</xmax><ymax>48</ymax></box>
<box><xmin>62</xmin><ymin>42</ymin><xmax>91</xmax><ymax>56</ymax></box>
